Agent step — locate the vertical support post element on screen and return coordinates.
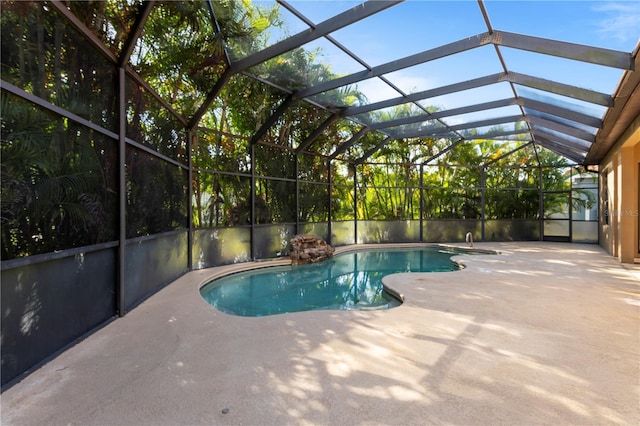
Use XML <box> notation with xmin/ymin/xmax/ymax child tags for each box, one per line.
<box><xmin>251</xmin><ymin>144</ymin><xmax>256</xmax><ymax>259</ymax></box>
<box><xmin>481</xmin><ymin>167</ymin><xmax>486</xmax><ymax>242</ymax></box>
<box><xmin>327</xmin><ymin>159</ymin><xmax>333</xmax><ymax>246</ymax></box>
<box><xmin>117</xmin><ymin>67</ymin><xmax>126</xmax><ymax>316</ymax></box>
<box><xmin>187</xmin><ymin>130</ymin><xmax>194</xmax><ymax>270</ymax></box>
<box><xmin>569</xmin><ymin>167</ymin><xmax>574</xmax><ymax>243</ymax></box>
<box><xmin>353</xmin><ymin>163</ymin><xmax>358</xmax><ymax>244</ymax></box>
<box><xmin>419</xmin><ymin>163</ymin><xmax>424</xmax><ymax>242</ymax></box>
<box><xmin>295</xmin><ymin>154</ymin><xmax>300</xmax><ymax>236</ymax></box>
<box><xmin>538</xmin><ymin>165</ymin><xmax>544</xmax><ymax>241</ymax></box>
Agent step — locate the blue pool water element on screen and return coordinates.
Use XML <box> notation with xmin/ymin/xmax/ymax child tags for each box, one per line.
<box><xmin>200</xmin><ymin>246</ymin><xmax>483</xmax><ymax>317</ymax></box>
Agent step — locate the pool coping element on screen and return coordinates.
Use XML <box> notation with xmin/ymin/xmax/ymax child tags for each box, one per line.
<box><xmin>195</xmin><ymin>242</ymin><xmax>499</xmax><ymax>292</ymax></box>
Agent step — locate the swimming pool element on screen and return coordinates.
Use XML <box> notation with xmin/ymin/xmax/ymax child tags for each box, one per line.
<box><xmin>200</xmin><ymin>246</ymin><xmax>485</xmax><ymax>317</ymax></box>
<box><xmin>200</xmin><ymin>246</ymin><xmax>490</xmax><ymax>317</ymax></box>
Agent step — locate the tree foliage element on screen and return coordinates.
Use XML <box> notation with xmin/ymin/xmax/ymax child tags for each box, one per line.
<box><xmin>1</xmin><ymin>94</ymin><xmax>117</xmax><ymax>258</ymax></box>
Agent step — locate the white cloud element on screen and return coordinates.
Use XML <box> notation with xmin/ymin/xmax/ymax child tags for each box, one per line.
<box><xmin>351</xmin><ymin>79</ymin><xmax>398</xmax><ymax>104</ymax></box>
<box><xmin>593</xmin><ymin>2</ymin><xmax>640</xmax><ymax>43</ymax></box>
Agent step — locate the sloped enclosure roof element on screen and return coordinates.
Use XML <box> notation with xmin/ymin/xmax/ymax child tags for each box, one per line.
<box><xmin>212</xmin><ymin>0</ymin><xmax>640</xmax><ymax>165</ymax></box>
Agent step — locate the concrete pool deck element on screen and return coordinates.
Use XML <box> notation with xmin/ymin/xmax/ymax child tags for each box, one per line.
<box><xmin>2</xmin><ymin>242</ymin><xmax>639</xmax><ymax>425</ymax></box>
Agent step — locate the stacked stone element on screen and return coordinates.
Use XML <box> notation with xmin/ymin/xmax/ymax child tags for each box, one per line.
<box><xmin>289</xmin><ymin>234</ymin><xmax>334</xmax><ymax>265</ymax></box>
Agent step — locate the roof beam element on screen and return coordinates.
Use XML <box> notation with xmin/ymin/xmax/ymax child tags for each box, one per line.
<box><xmin>536</xmin><ymin>137</ymin><xmax>588</xmax><ymax>156</ymax></box>
<box><xmin>534</xmin><ymin>137</ymin><xmax>587</xmax><ymax>163</ymax></box>
<box><xmin>343</xmin><ymin>73</ymin><xmax>502</xmax><ymax>116</ymax></box>
<box><xmin>368</xmin><ymin>98</ymin><xmax>515</xmax><ymax>131</ymax></box>
<box><xmin>477</xmin><ymin>2</ymin><xmax>535</xmax><ymax>147</ymax></box>
<box><xmin>464</xmin><ymin>129</ymin><xmax>530</xmax><ymax>140</ymax></box>
<box><xmin>495</xmin><ymin>31</ymin><xmax>634</xmax><ymax>70</ymax></box>
<box><xmin>368</xmin><ymin>114</ymin><xmax>441</xmax><ymax>131</ymax></box>
<box><xmin>422</xmin><ymin>139</ymin><xmax>465</xmax><ymax>165</ymax></box>
<box><xmin>527</xmin><ymin>116</ymin><xmax>595</xmax><ymax>143</ymax></box>
<box><xmin>531</xmin><ymin>128</ymin><xmax>592</xmax><ymax>151</ymax></box>
<box><xmin>294</xmin><ymin>30</ymin><xmax>631</xmax><ymax>102</ymax></box>
<box><xmin>539</xmin><ymin>146</ymin><xmax>585</xmax><ymax>164</ymax></box>
<box><xmin>363</xmin><ymin>93</ymin><xmax>602</xmax><ymax>138</ymax></box>
<box><xmin>329</xmin><ymin>128</ymin><xmax>370</xmax><ymax>160</ymax></box>
<box><xmin>438</xmin><ymin>114</ymin><xmax>524</xmax><ymax>134</ymax></box>
<box><xmin>393</xmin><ymin>115</ymin><xmax>525</xmax><ymax>139</ymax></box>
<box><xmin>206</xmin><ymin>0</ymin><xmax>232</xmax><ymax>66</ymax></box>
<box><xmin>368</xmin><ymin>95</ymin><xmax>604</xmax><ymax>132</ymax></box>
<box><xmin>49</xmin><ymin>1</ymin><xmax>118</xmax><ymax>63</ymax></box>
<box><xmin>343</xmin><ymin>71</ymin><xmax>611</xmax><ymax>117</ymax></box>
<box><xmin>430</xmin><ymin>98</ymin><xmax>514</xmax><ymax>120</ymax></box>
<box><xmin>507</xmin><ymin>72</ymin><xmax>612</xmax><ymax>106</ymax></box>
<box><xmin>295</xmin><ymin>32</ymin><xmax>493</xmax><ymax>99</ymax></box>
<box><xmin>250</xmin><ymin>95</ymin><xmax>295</xmax><ymax>144</ymax></box>
<box><xmin>119</xmin><ymin>1</ymin><xmax>155</xmax><ymax>67</ymax></box>
<box><xmin>189</xmin><ymin>67</ymin><xmax>234</xmax><ymax>130</ymax></box>
<box><xmin>354</xmin><ymin>136</ymin><xmax>394</xmax><ymax>164</ymax></box>
<box><xmin>231</xmin><ymin>0</ymin><xmax>401</xmax><ymax>72</ymax></box>
<box><xmin>296</xmin><ymin>114</ymin><xmax>339</xmax><ymax>153</ymax></box>
<box><xmin>518</xmin><ymin>97</ymin><xmax>602</xmax><ymax>128</ymax></box>
<box><xmin>384</xmin><ymin>123</ymin><xmax>449</xmax><ymax>138</ymax></box>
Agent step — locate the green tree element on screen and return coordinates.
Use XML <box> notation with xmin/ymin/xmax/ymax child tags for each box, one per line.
<box><xmin>1</xmin><ymin>95</ymin><xmax>116</xmax><ymax>259</ymax></box>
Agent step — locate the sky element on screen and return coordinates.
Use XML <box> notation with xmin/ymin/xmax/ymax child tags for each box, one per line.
<box><xmin>248</xmin><ymin>0</ymin><xmax>640</xmax><ymax>125</ymax></box>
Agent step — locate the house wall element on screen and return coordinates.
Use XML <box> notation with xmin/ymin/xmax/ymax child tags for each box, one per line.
<box><xmin>599</xmin><ymin>116</ymin><xmax>640</xmax><ymax>263</ymax></box>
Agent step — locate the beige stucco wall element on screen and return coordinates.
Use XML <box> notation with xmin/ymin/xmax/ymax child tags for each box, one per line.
<box><xmin>599</xmin><ymin>115</ymin><xmax>640</xmax><ymax>263</ymax></box>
